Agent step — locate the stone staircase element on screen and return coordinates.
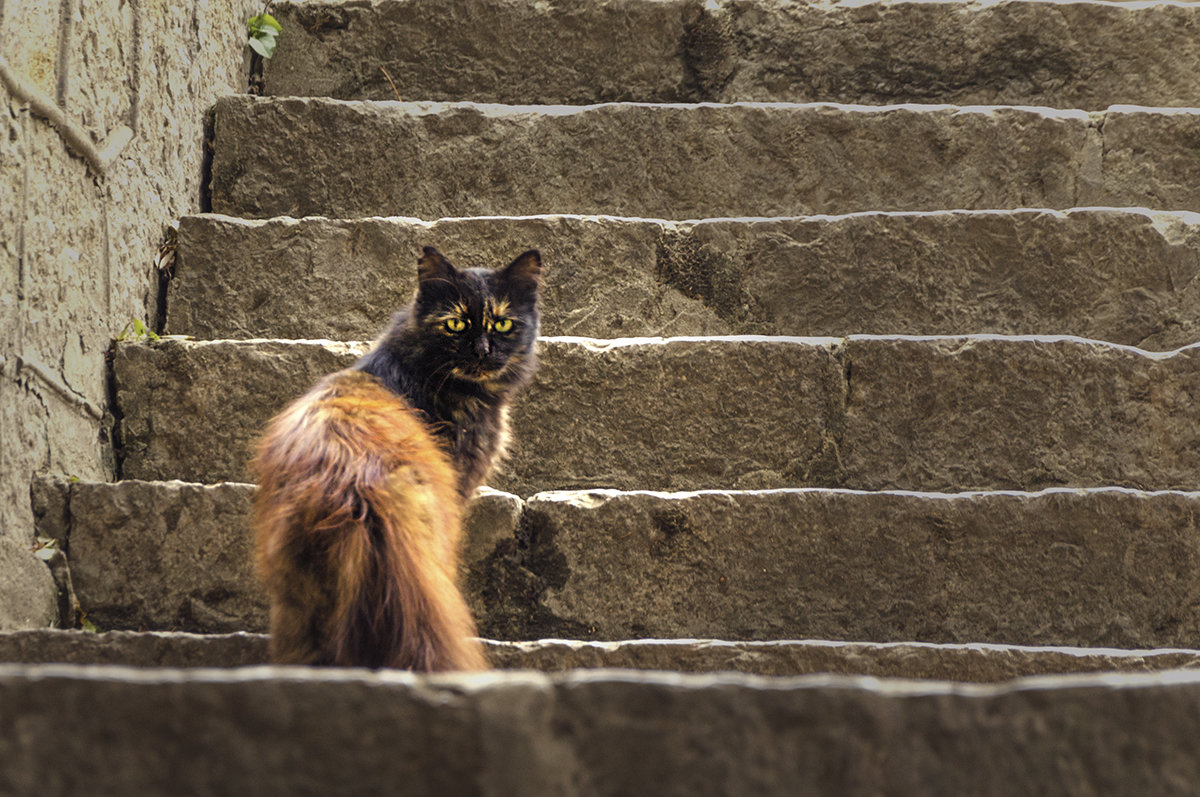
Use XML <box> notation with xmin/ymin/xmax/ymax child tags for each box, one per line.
<box><xmin>8</xmin><ymin>0</ymin><xmax>1200</xmax><ymax>792</ymax></box>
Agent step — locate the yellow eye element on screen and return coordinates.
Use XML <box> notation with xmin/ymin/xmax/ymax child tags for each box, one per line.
<box><xmin>493</xmin><ymin>318</ymin><xmax>513</xmax><ymax>333</ymax></box>
<box><xmin>445</xmin><ymin>317</ymin><xmax>467</xmax><ymax>333</ymax></box>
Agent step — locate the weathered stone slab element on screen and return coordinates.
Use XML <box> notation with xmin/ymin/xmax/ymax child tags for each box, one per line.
<box><xmin>171</xmin><ymin>209</ymin><xmax>1200</xmax><ymax>350</ymax></box>
<box><xmin>1099</xmin><ymin>107</ymin><xmax>1200</xmax><ymax>211</ymax></box>
<box><xmin>113</xmin><ymin>337</ymin><xmax>847</xmax><ymax>490</ymax></box>
<box><xmin>114</xmin><ymin>339</ymin><xmax>366</xmax><ymax>484</ymax></box>
<box><xmin>114</xmin><ymin>336</ymin><xmax>1200</xmax><ymax>492</ymax></box>
<box><xmin>0</xmin><ymin>630</ymin><xmax>270</xmax><ymax>667</ymax></box>
<box><xmin>264</xmin><ymin>0</ymin><xmax>692</xmax><ymax>104</ymax></box>
<box><xmin>4</xmin><ymin>665</ymin><xmax>1200</xmax><ymax>795</ymax></box>
<box><xmin>262</xmin><ymin>0</ymin><xmax>1200</xmax><ymax>109</ymax></box>
<box><xmin>5</xmin><ymin>630</ymin><xmax>1200</xmax><ymax>683</ymax></box>
<box><xmin>480</xmin><ymin>488</ymin><xmax>1200</xmax><ymax>647</ymax></box>
<box><xmin>52</xmin><ymin>479</ymin><xmax>1200</xmax><ymax>648</ymax></box>
<box><xmin>169</xmin><ymin>213</ymin><xmax>675</xmax><ymax>341</ymax></box>
<box><xmin>842</xmin><ymin>335</ymin><xmax>1200</xmax><ymax>492</ymax></box>
<box><xmin>723</xmin><ymin>0</ymin><xmax>1200</xmax><ymax>108</ymax></box>
<box><xmin>63</xmin><ymin>480</ymin><xmax>522</xmax><ymax>632</ymax></box>
<box><xmin>0</xmin><ymin>538</ymin><xmax>58</xmax><ymax>630</ymax></box>
<box><xmin>486</xmin><ymin>638</ymin><xmax>1200</xmax><ymax>682</ymax></box>
<box><xmin>210</xmin><ymin>97</ymin><xmax>1103</xmax><ymax>219</ymax></box>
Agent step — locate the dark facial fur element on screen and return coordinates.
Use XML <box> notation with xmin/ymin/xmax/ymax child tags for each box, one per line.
<box><xmin>355</xmin><ymin>247</ymin><xmax>542</xmax><ymax>496</ymax></box>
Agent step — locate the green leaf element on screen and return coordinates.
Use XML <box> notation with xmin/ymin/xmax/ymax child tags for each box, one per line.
<box><xmin>80</xmin><ymin>617</ymin><xmax>100</xmax><ymax>633</ymax></box>
<box><xmin>248</xmin><ymin>33</ymin><xmax>277</xmax><ymax>59</ymax></box>
<box><xmin>132</xmin><ymin>318</ymin><xmax>147</xmax><ymax>336</ymax></box>
<box><xmin>253</xmin><ymin>13</ymin><xmax>283</xmax><ymax>33</ymax></box>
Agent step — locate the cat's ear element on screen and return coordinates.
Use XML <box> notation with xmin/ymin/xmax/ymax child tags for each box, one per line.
<box><xmin>500</xmin><ymin>249</ymin><xmax>542</xmax><ymax>291</ymax></box>
<box><xmin>417</xmin><ymin>246</ymin><xmax>457</xmax><ymax>285</ymax></box>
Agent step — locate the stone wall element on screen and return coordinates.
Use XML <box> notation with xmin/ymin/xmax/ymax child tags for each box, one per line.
<box><xmin>0</xmin><ymin>0</ymin><xmax>257</xmax><ymax>627</ymax></box>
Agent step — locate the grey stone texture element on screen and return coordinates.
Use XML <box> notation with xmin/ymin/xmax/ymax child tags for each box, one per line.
<box><xmin>0</xmin><ymin>539</ymin><xmax>58</xmax><ymax>630</ymax></box>
<box><xmin>840</xmin><ymin>336</ymin><xmax>1200</xmax><ymax>492</ymax></box>
<box><xmin>58</xmin><ymin>479</ymin><xmax>520</xmax><ymax>632</ymax></box>
<box><xmin>43</xmin><ymin>479</ymin><xmax>1200</xmax><ymax>648</ymax></box>
<box><xmin>4</xmin><ymin>665</ymin><xmax>1200</xmax><ymax>796</ymax></box>
<box><xmin>0</xmin><ymin>0</ymin><xmax>257</xmax><ymax>625</ymax></box>
<box><xmin>483</xmin><ymin>488</ymin><xmax>1200</xmax><ymax>647</ymax></box>
<box><xmin>171</xmin><ymin>209</ymin><xmax>1200</xmax><ymax>350</ymax></box>
<box><xmin>113</xmin><ymin>336</ymin><xmax>1200</xmax><ymax>493</ymax></box>
<box><xmin>5</xmin><ymin>630</ymin><xmax>1200</xmax><ymax>683</ymax></box>
<box><xmin>0</xmin><ymin>630</ymin><xmax>271</xmax><ymax>667</ymax></box>
<box><xmin>263</xmin><ymin>0</ymin><xmax>1200</xmax><ymax>109</ymax></box>
<box><xmin>265</xmin><ymin>0</ymin><xmax>692</xmax><ymax>104</ymax></box>
<box><xmin>212</xmin><ymin>97</ymin><xmax>1112</xmax><ymax>219</ymax></box>
<box><xmin>209</xmin><ymin>99</ymin><xmax>1200</xmax><ymax>220</ymax></box>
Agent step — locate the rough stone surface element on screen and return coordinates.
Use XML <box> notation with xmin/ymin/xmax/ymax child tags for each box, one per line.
<box><xmin>46</xmin><ymin>479</ymin><xmax>1200</xmax><ymax>648</ymax></box>
<box><xmin>477</xmin><ymin>488</ymin><xmax>1200</xmax><ymax>647</ymax></box>
<box><xmin>262</xmin><ymin>0</ymin><xmax>1200</xmax><ymax>109</ymax></box>
<box><xmin>114</xmin><ymin>339</ymin><xmax>367</xmax><ymax>485</ymax></box>
<box><xmin>114</xmin><ymin>336</ymin><xmax>1200</xmax><ymax>492</ymax></box>
<box><xmin>265</xmin><ymin>0</ymin><xmax>692</xmax><ymax>104</ymax></box>
<box><xmin>0</xmin><ymin>538</ymin><xmax>58</xmax><ymax>630</ymax></box>
<box><xmin>62</xmin><ymin>480</ymin><xmax>522</xmax><ymax>632</ymax></box>
<box><xmin>0</xmin><ymin>0</ymin><xmax>257</xmax><ymax>577</ymax></box>
<box><xmin>0</xmin><ymin>630</ymin><xmax>271</xmax><ymax>667</ymax></box>
<box><xmin>4</xmin><ymin>665</ymin><xmax>1200</xmax><ymax>795</ymax></box>
<box><xmin>113</xmin><ymin>337</ymin><xmax>847</xmax><ymax>490</ymax></box>
<box><xmin>210</xmin><ymin>97</ymin><xmax>1103</xmax><ymax>219</ymax></box>
<box><xmin>502</xmin><ymin>337</ymin><xmax>845</xmax><ymax>494</ymax></box>
<box><xmin>1099</xmin><ymin>108</ymin><xmax>1200</xmax><ymax>211</ymax></box>
<box><xmin>723</xmin><ymin>0</ymin><xmax>1200</xmax><ymax>108</ymax></box>
<box><xmin>485</xmin><ymin>639</ymin><xmax>1200</xmax><ymax>682</ymax></box>
<box><xmin>172</xmin><ymin>209</ymin><xmax>1200</xmax><ymax>350</ymax></box>
<box><xmin>841</xmin><ymin>336</ymin><xmax>1200</xmax><ymax>492</ymax></box>
<box><xmin>5</xmin><ymin>630</ymin><xmax>1200</xmax><ymax>683</ymax></box>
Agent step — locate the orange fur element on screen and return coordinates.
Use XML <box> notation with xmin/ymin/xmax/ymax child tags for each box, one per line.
<box><xmin>251</xmin><ymin>369</ymin><xmax>488</xmax><ymax>671</ymax></box>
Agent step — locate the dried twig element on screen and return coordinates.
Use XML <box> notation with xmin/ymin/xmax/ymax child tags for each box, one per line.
<box><xmin>380</xmin><ymin>66</ymin><xmax>402</xmax><ymax>101</ymax></box>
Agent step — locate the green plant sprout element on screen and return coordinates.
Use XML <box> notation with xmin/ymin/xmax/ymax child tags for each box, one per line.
<box><xmin>248</xmin><ymin>11</ymin><xmax>283</xmax><ymax>59</ymax></box>
<box><xmin>115</xmin><ymin>318</ymin><xmax>159</xmax><ymax>342</ymax></box>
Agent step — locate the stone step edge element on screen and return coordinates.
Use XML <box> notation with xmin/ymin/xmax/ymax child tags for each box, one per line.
<box><xmin>7</xmin><ymin>628</ymin><xmax>1200</xmax><ymax>676</ymax></box>
<box><xmin>5</xmin><ymin>664</ymin><xmax>1198</xmax><ymax>795</ymax></box>
<box><xmin>224</xmin><ymin>96</ymin><xmax>1199</xmax><ymax>117</ymax></box>
<box><xmin>262</xmin><ymin>0</ymin><xmax>1200</xmax><ymax>112</ymax></box>
<box><xmin>136</xmin><ymin>332</ymin><xmax>1200</xmax><ymax>359</ymax></box>
<box><xmin>183</xmin><ymin>205</ymin><xmax>1200</xmax><ymax>227</ymax></box>
<box><xmin>4</xmin><ymin>631</ymin><xmax>1200</xmax><ymax>682</ymax></box>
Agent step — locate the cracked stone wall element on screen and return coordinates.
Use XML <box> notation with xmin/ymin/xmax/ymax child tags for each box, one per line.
<box><xmin>0</xmin><ymin>0</ymin><xmax>257</xmax><ymax>627</ymax></box>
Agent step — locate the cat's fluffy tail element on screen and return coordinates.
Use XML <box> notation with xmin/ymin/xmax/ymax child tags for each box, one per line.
<box><xmin>251</xmin><ymin>370</ymin><xmax>488</xmax><ymax>671</ymax></box>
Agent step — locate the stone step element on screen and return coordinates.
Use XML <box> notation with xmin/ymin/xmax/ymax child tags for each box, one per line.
<box><xmin>210</xmin><ymin>97</ymin><xmax>1197</xmax><ymax>220</ymax></box>
<box><xmin>40</xmin><ymin>480</ymin><xmax>1200</xmax><ymax>648</ymax></box>
<box><xmin>3</xmin><ymin>665</ymin><xmax>1200</xmax><ymax>795</ymax></box>
<box><xmin>169</xmin><ymin>209</ymin><xmax>1200</xmax><ymax>350</ymax></box>
<box><xmin>263</xmin><ymin>0</ymin><xmax>1200</xmax><ymax>110</ymax></box>
<box><xmin>112</xmin><ymin>335</ymin><xmax>1200</xmax><ymax>492</ymax></box>
<box><xmin>4</xmin><ymin>630</ymin><xmax>1200</xmax><ymax>683</ymax></box>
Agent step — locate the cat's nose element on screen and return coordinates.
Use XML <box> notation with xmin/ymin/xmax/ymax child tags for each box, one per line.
<box><xmin>473</xmin><ymin>336</ymin><xmax>491</xmax><ymax>357</ymax></box>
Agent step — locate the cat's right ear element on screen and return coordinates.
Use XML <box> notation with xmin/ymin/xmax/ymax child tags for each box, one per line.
<box><xmin>417</xmin><ymin>246</ymin><xmax>457</xmax><ymax>286</ymax></box>
<box><xmin>500</xmin><ymin>249</ymin><xmax>542</xmax><ymax>291</ymax></box>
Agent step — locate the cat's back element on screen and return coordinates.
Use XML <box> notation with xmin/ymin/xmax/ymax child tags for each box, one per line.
<box><xmin>252</xmin><ymin>368</ymin><xmax>460</xmax><ymax>539</ymax></box>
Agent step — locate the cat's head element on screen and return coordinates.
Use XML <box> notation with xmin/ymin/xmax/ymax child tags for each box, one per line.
<box><xmin>411</xmin><ymin>246</ymin><xmax>542</xmax><ymax>387</ymax></box>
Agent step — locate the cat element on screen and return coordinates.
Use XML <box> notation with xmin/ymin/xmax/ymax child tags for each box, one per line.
<box><xmin>251</xmin><ymin>246</ymin><xmax>542</xmax><ymax>671</ymax></box>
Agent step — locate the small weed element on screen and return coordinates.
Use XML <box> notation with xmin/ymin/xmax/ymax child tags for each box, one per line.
<box><xmin>248</xmin><ymin>10</ymin><xmax>283</xmax><ymax>59</ymax></box>
<box><xmin>115</xmin><ymin>318</ymin><xmax>159</xmax><ymax>343</ymax></box>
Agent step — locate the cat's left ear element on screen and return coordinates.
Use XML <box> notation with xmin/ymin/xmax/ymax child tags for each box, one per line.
<box><xmin>500</xmin><ymin>249</ymin><xmax>542</xmax><ymax>291</ymax></box>
<box><xmin>417</xmin><ymin>246</ymin><xmax>457</xmax><ymax>285</ymax></box>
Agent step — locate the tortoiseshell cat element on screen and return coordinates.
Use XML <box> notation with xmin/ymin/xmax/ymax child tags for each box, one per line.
<box><xmin>252</xmin><ymin>246</ymin><xmax>542</xmax><ymax>670</ymax></box>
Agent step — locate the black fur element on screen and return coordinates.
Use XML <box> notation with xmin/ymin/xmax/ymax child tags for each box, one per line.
<box><xmin>354</xmin><ymin>246</ymin><xmax>542</xmax><ymax>496</ymax></box>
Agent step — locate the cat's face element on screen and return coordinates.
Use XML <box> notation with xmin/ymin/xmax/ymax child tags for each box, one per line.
<box><xmin>412</xmin><ymin>247</ymin><xmax>541</xmax><ymax>388</ymax></box>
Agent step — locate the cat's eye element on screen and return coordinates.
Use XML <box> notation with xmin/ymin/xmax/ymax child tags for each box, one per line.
<box><xmin>493</xmin><ymin>318</ymin><xmax>513</xmax><ymax>333</ymax></box>
<box><xmin>445</xmin><ymin>317</ymin><xmax>467</xmax><ymax>333</ymax></box>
